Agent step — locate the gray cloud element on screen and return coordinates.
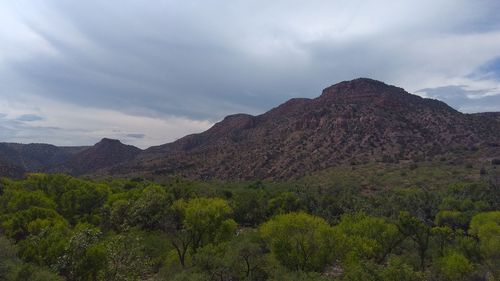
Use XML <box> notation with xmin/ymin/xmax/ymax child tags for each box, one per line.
<box><xmin>1</xmin><ymin>0</ymin><xmax>500</xmax><ymax>146</ymax></box>
<box><xmin>126</xmin><ymin>133</ymin><xmax>146</xmax><ymax>139</ymax></box>
<box><xmin>417</xmin><ymin>56</ymin><xmax>500</xmax><ymax>112</ymax></box>
<box><xmin>16</xmin><ymin>114</ymin><xmax>43</xmax><ymax>122</ymax></box>
<box><xmin>417</xmin><ymin>85</ymin><xmax>500</xmax><ymax>113</ymax></box>
<box><xmin>0</xmin><ymin>116</ymin><xmax>61</xmax><ymax>143</ymax></box>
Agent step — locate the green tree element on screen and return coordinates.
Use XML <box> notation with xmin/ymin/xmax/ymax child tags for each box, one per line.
<box><xmin>193</xmin><ymin>231</ymin><xmax>266</xmax><ymax>281</ymax></box>
<box><xmin>435</xmin><ymin>210</ymin><xmax>470</xmax><ymax>230</ymax></box>
<box><xmin>397</xmin><ymin>212</ymin><xmax>431</xmax><ymax>270</ymax></box>
<box><xmin>169</xmin><ymin>198</ymin><xmax>236</xmax><ymax>267</ymax></box>
<box><xmin>103</xmin><ymin>232</ymin><xmax>152</xmax><ymax>281</ymax></box>
<box><xmin>231</xmin><ymin>190</ymin><xmax>268</xmax><ymax>226</ymax></box>
<box><xmin>1</xmin><ymin>207</ymin><xmax>63</xmax><ymax>241</ymax></box>
<box><xmin>0</xmin><ymin>235</ymin><xmax>18</xmax><ymax>281</ymax></box>
<box><xmin>469</xmin><ymin>211</ymin><xmax>500</xmax><ymax>280</ymax></box>
<box><xmin>129</xmin><ymin>185</ymin><xmax>172</xmax><ymax>230</ymax></box>
<box><xmin>431</xmin><ymin>226</ymin><xmax>453</xmax><ymax>256</ymax></box>
<box><xmin>13</xmin><ymin>263</ymin><xmax>64</xmax><ymax>281</ymax></box>
<box><xmin>0</xmin><ymin>235</ymin><xmax>63</xmax><ymax>281</ymax></box>
<box><xmin>333</xmin><ymin>213</ymin><xmax>403</xmax><ymax>263</ymax></box>
<box><xmin>58</xmin><ymin>182</ymin><xmax>109</xmax><ymax>225</ymax></box>
<box><xmin>58</xmin><ymin>224</ymin><xmax>106</xmax><ymax>281</ymax></box>
<box><xmin>381</xmin><ymin>257</ymin><xmax>425</xmax><ymax>281</ymax></box>
<box><xmin>225</xmin><ymin>232</ymin><xmax>267</xmax><ymax>280</ymax></box>
<box><xmin>1</xmin><ymin>189</ymin><xmax>55</xmax><ymax>213</ymax></box>
<box><xmin>379</xmin><ymin>188</ymin><xmax>440</xmax><ymax>223</ymax></box>
<box><xmin>260</xmin><ymin>212</ymin><xmax>335</xmax><ymax>272</ymax></box>
<box><xmin>267</xmin><ymin>192</ymin><xmax>301</xmax><ymax>216</ymax></box>
<box><xmin>17</xmin><ymin>219</ymin><xmax>70</xmax><ymax>267</ymax></box>
<box><xmin>435</xmin><ymin>252</ymin><xmax>473</xmax><ymax>281</ymax></box>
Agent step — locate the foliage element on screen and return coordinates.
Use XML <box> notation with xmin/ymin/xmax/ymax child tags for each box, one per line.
<box><xmin>0</xmin><ymin>172</ymin><xmax>498</xmax><ymax>280</ymax></box>
<box><xmin>469</xmin><ymin>211</ymin><xmax>500</xmax><ymax>280</ymax></box>
<box><xmin>435</xmin><ymin>252</ymin><xmax>473</xmax><ymax>281</ymax></box>
<box><xmin>192</xmin><ymin>231</ymin><xmax>267</xmax><ymax>280</ymax></box>
<box><xmin>57</xmin><ymin>223</ymin><xmax>106</xmax><ymax>281</ymax></box>
<box><xmin>169</xmin><ymin>197</ymin><xmax>237</xmax><ymax>267</ymax></box>
<box><xmin>260</xmin><ymin>212</ymin><xmax>335</xmax><ymax>271</ymax></box>
<box><xmin>333</xmin><ymin>213</ymin><xmax>402</xmax><ymax>263</ymax></box>
<box><xmin>0</xmin><ymin>235</ymin><xmax>63</xmax><ymax>281</ymax></box>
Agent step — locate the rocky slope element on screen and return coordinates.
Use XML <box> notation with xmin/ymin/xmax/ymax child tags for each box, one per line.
<box><xmin>0</xmin><ymin>143</ymin><xmax>87</xmax><ymax>174</ymax></box>
<box><xmin>2</xmin><ymin>78</ymin><xmax>499</xmax><ymax>180</ymax></box>
<box><xmin>109</xmin><ymin>78</ymin><xmax>500</xmax><ymax>180</ymax></box>
<box><xmin>59</xmin><ymin>138</ymin><xmax>142</xmax><ymax>175</ymax></box>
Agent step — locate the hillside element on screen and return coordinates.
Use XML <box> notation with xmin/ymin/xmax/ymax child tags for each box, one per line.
<box><xmin>110</xmin><ymin>78</ymin><xmax>500</xmax><ymax>180</ymax></box>
<box><xmin>2</xmin><ymin>78</ymin><xmax>499</xmax><ymax>180</ymax></box>
<box><xmin>59</xmin><ymin>138</ymin><xmax>142</xmax><ymax>175</ymax></box>
<box><xmin>0</xmin><ymin>143</ymin><xmax>87</xmax><ymax>177</ymax></box>
<box><xmin>0</xmin><ymin>139</ymin><xmax>141</xmax><ymax>177</ymax></box>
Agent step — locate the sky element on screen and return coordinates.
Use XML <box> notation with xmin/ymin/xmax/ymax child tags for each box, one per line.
<box><xmin>1</xmin><ymin>0</ymin><xmax>500</xmax><ymax>148</ymax></box>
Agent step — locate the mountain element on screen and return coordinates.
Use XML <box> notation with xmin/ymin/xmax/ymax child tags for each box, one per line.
<box><xmin>58</xmin><ymin>138</ymin><xmax>142</xmax><ymax>175</ymax></box>
<box><xmin>108</xmin><ymin>78</ymin><xmax>500</xmax><ymax>180</ymax></box>
<box><xmin>0</xmin><ymin>139</ymin><xmax>141</xmax><ymax>177</ymax></box>
<box><xmin>1</xmin><ymin>78</ymin><xmax>499</xmax><ymax>180</ymax></box>
<box><xmin>0</xmin><ymin>143</ymin><xmax>87</xmax><ymax>177</ymax></box>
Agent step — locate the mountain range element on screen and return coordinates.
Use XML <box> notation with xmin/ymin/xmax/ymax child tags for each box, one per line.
<box><xmin>2</xmin><ymin>78</ymin><xmax>499</xmax><ymax>180</ymax></box>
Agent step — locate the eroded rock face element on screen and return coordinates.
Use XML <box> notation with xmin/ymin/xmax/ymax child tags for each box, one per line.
<box><xmin>1</xmin><ymin>78</ymin><xmax>498</xmax><ymax>180</ymax></box>
<box><xmin>111</xmin><ymin>78</ymin><xmax>500</xmax><ymax>180</ymax></box>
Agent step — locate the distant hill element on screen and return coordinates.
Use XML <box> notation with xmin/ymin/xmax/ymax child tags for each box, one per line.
<box><xmin>0</xmin><ymin>139</ymin><xmax>141</xmax><ymax>177</ymax></box>
<box><xmin>57</xmin><ymin>138</ymin><xmax>142</xmax><ymax>175</ymax></box>
<box><xmin>1</xmin><ymin>78</ymin><xmax>499</xmax><ymax>180</ymax></box>
<box><xmin>0</xmin><ymin>143</ymin><xmax>87</xmax><ymax>176</ymax></box>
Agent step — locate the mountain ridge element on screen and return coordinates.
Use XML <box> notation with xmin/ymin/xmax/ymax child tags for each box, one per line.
<box><xmin>1</xmin><ymin>78</ymin><xmax>499</xmax><ymax>180</ymax></box>
<box><xmin>0</xmin><ymin>138</ymin><xmax>141</xmax><ymax>177</ymax></box>
<box><xmin>109</xmin><ymin>78</ymin><xmax>500</xmax><ymax>180</ymax></box>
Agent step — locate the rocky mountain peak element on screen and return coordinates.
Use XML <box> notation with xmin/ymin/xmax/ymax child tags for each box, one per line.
<box><xmin>320</xmin><ymin>78</ymin><xmax>405</xmax><ymax>100</ymax></box>
<box><xmin>96</xmin><ymin>138</ymin><xmax>123</xmax><ymax>146</ymax></box>
<box><xmin>319</xmin><ymin>78</ymin><xmax>456</xmax><ymax>113</ymax></box>
<box><xmin>62</xmin><ymin>138</ymin><xmax>142</xmax><ymax>175</ymax></box>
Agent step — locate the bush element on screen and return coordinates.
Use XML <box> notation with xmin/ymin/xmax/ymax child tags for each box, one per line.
<box><xmin>260</xmin><ymin>212</ymin><xmax>335</xmax><ymax>272</ymax></box>
<box><xmin>435</xmin><ymin>252</ymin><xmax>473</xmax><ymax>281</ymax></box>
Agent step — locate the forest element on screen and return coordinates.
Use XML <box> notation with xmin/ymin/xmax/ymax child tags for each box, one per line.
<box><xmin>0</xmin><ymin>169</ymin><xmax>499</xmax><ymax>281</ymax></box>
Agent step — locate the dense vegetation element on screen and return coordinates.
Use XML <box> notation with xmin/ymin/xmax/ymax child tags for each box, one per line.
<box><xmin>0</xmin><ymin>165</ymin><xmax>499</xmax><ymax>280</ymax></box>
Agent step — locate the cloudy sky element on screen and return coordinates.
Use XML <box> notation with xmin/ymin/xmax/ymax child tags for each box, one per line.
<box><xmin>1</xmin><ymin>0</ymin><xmax>500</xmax><ymax>148</ymax></box>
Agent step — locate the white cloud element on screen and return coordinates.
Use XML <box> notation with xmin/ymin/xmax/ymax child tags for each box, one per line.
<box><xmin>0</xmin><ymin>95</ymin><xmax>212</xmax><ymax>148</ymax></box>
